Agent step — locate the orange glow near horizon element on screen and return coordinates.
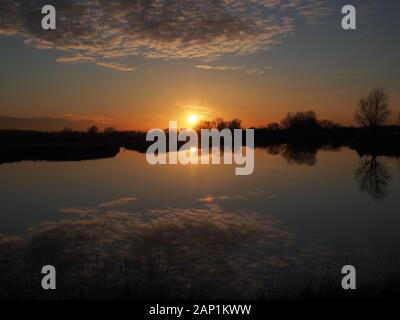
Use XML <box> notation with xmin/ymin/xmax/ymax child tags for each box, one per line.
<box><xmin>187</xmin><ymin>114</ymin><xmax>199</xmax><ymax>127</ymax></box>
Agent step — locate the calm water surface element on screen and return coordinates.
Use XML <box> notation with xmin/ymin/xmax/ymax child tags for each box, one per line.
<box><xmin>0</xmin><ymin>147</ymin><xmax>399</xmax><ymax>297</ymax></box>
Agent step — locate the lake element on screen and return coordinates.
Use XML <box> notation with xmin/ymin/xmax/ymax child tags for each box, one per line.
<box><xmin>0</xmin><ymin>147</ymin><xmax>399</xmax><ymax>298</ymax></box>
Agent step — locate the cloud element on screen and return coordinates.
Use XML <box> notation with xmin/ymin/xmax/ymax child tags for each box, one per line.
<box><xmin>56</xmin><ymin>55</ymin><xmax>96</xmax><ymax>64</ymax></box>
<box><xmin>195</xmin><ymin>65</ymin><xmax>244</xmax><ymax>72</ymax></box>
<box><xmin>95</xmin><ymin>62</ymin><xmax>135</xmax><ymax>72</ymax></box>
<box><xmin>245</xmin><ymin>66</ymin><xmax>273</xmax><ymax>75</ymax></box>
<box><xmin>0</xmin><ymin>0</ymin><xmax>332</xmax><ymax>70</ymax></box>
<box><xmin>265</xmin><ymin>0</ymin><xmax>332</xmax><ymax>24</ymax></box>
<box><xmin>195</xmin><ymin>64</ymin><xmax>272</xmax><ymax>75</ymax></box>
<box><xmin>60</xmin><ymin>113</ymin><xmax>115</xmax><ymax>124</ymax></box>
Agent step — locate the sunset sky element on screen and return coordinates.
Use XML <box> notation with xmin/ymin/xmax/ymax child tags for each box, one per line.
<box><xmin>0</xmin><ymin>0</ymin><xmax>399</xmax><ymax>130</ymax></box>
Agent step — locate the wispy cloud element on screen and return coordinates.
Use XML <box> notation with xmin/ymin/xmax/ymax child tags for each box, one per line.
<box><xmin>245</xmin><ymin>66</ymin><xmax>273</xmax><ymax>75</ymax></box>
<box><xmin>95</xmin><ymin>62</ymin><xmax>135</xmax><ymax>72</ymax></box>
<box><xmin>0</xmin><ymin>0</ymin><xmax>332</xmax><ymax>70</ymax></box>
<box><xmin>61</xmin><ymin>113</ymin><xmax>115</xmax><ymax>124</ymax></box>
<box><xmin>57</xmin><ymin>56</ymin><xmax>135</xmax><ymax>71</ymax></box>
<box><xmin>197</xmin><ymin>190</ymin><xmax>275</xmax><ymax>203</ymax></box>
<box><xmin>195</xmin><ymin>65</ymin><xmax>244</xmax><ymax>72</ymax></box>
<box><xmin>56</xmin><ymin>55</ymin><xmax>96</xmax><ymax>64</ymax></box>
<box><xmin>195</xmin><ymin>65</ymin><xmax>272</xmax><ymax>75</ymax></box>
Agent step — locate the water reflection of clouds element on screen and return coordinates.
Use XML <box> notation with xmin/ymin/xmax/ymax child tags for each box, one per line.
<box><xmin>59</xmin><ymin>197</ymin><xmax>137</xmax><ymax>215</ymax></box>
<box><xmin>97</xmin><ymin>197</ymin><xmax>137</xmax><ymax>208</ymax></box>
<box><xmin>0</xmin><ymin>198</ymin><xmax>324</xmax><ymax>298</ymax></box>
<box><xmin>197</xmin><ymin>190</ymin><xmax>275</xmax><ymax>203</ymax></box>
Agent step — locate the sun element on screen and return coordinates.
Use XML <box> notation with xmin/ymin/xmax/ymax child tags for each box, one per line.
<box><xmin>187</xmin><ymin>114</ymin><xmax>199</xmax><ymax>126</ymax></box>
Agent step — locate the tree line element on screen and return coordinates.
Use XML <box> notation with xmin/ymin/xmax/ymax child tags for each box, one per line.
<box><xmin>62</xmin><ymin>87</ymin><xmax>396</xmax><ymax>134</ymax></box>
<box><xmin>195</xmin><ymin>87</ymin><xmax>395</xmax><ymax>132</ymax></box>
<box><xmin>265</xmin><ymin>87</ymin><xmax>395</xmax><ymax>131</ymax></box>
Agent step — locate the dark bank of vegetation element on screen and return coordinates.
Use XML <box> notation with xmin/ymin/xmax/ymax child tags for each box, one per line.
<box><xmin>255</xmin><ymin>87</ymin><xmax>399</xmax><ymax>157</ymax></box>
<box><xmin>0</xmin><ymin>87</ymin><xmax>399</xmax><ymax>164</ymax></box>
<box><xmin>255</xmin><ymin>88</ymin><xmax>397</xmax><ymax>155</ymax></box>
<box><xmin>1</xmin><ymin>246</ymin><xmax>400</xmax><ymax>300</ymax></box>
<box><xmin>0</xmin><ymin>130</ymin><xmax>147</xmax><ymax>164</ymax></box>
<box><xmin>1</xmin><ymin>118</ymin><xmax>399</xmax><ymax>165</ymax></box>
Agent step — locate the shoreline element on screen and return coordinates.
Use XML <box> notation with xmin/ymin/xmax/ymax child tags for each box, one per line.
<box><xmin>1</xmin><ymin>127</ymin><xmax>399</xmax><ymax>164</ymax></box>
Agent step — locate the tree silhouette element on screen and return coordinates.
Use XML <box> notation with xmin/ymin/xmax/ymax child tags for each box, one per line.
<box><xmin>319</xmin><ymin>120</ymin><xmax>339</xmax><ymax>130</ymax></box>
<box><xmin>266</xmin><ymin>122</ymin><xmax>280</xmax><ymax>131</ymax></box>
<box><xmin>355</xmin><ymin>87</ymin><xmax>390</xmax><ymax>128</ymax></box>
<box><xmin>87</xmin><ymin>125</ymin><xmax>98</xmax><ymax>134</ymax></box>
<box><xmin>280</xmin><ymin>111</ymin><xmax>319</xmax><ymax>130</ymax></box>
<box><xmin>62</xmin><ymin>127</ymin><xmax>73</xmax><ymax>133</ymax></box>
<box><xmin>227</xmin><ymin>118</ymin><xmax>242</xmax><ymax>130</ymax></box>
<box><xmin>195</xmin><ymin>118</ymin><xmax>242</xmax><ymax>131</ymax></box>
<box><xmin>215</xmin><ymin>118</ymin><xmax>227</xmax><ymax>131</ymax></box>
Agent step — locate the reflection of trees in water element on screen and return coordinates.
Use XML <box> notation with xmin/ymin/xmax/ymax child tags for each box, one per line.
<box><xmin>266</xmin><ymin>144</ymin><xmax>280</xmax><ymax>156</ymax></box>
<box><xmin>266</xmin><ymin>144</ymin><xmax>318</xmax><ymax>166</ymax></box>
<box><xmin>264</xmin><ymin>144</ymin><xmax>394</xmax><ymax>200</ymax></box>
<box><xmin>355</xmin><ymin>156</ymin><xmax>391</xmax><ymax>201</ymax></box>
<box><xmin>280</xmin><ymin>144</ymin><xmax>318</xmax><ymax>166</ymax></box>
<box><xmin>265</xmin><ymin>144</ymin><xmax>341</xmax><ymax>166</ymax></box>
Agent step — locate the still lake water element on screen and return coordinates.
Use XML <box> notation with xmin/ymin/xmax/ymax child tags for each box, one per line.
<box><xmin>0</xmin><ymin>147</ymin><xmax>399</xmax><ymax>297</ymax></box>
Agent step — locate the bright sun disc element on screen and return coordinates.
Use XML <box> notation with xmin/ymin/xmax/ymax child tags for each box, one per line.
<box><xmin>188</xmin><ymin>114</ymin><xmax>198</xmax><ymax>125</ymax></box>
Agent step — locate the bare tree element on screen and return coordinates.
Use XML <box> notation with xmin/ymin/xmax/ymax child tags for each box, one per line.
<box><xmin>355</xmin><ymin>87</ymin><xmax>390</xmax><ymax>128</ymax></box>
<box><xmin>215</xmin><ymin>118</ymin><xmax>227</xmax><ymax>131</ymax></box>
<box><xmin>227</xmin><ymin>118</ymin><xmax>242</xmax><ymax>130</ymax></box>
<box><xmin>195</xmin><ymin>118</ymin><xmax>242</xmax><ymax>131</ymax></box>
<box><xmin>195</xmin><ymin>120</ymin><xmax>214</xmax><ymax>130</ymax></box>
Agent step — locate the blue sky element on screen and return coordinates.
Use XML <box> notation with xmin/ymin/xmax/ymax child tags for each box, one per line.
<box><xmin>0</xmin><ymin>0</ymin><xmax>399</xmax><ymax>129</ymax></box>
